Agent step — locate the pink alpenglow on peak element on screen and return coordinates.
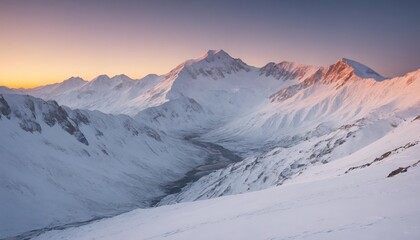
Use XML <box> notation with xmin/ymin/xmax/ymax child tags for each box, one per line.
<box><xmin>334</xmin><ymin>58</ymin><xmax>385</xmax><ymax>81</ymax></box>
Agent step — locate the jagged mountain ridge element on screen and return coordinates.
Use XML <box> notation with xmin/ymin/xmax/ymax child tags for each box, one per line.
<box><xmin>2</xmin><ymin>50</ymin><xmax>386</xmax><ymax>119</ymax></box>
<box><xmin>259</xmin><ymin>61</ymin><xmax>319</xmax><ymax>80</ymax></box>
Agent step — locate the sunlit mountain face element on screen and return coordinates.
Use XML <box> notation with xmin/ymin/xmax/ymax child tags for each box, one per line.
<box><xmin>1</xmin><ymin>1</ymin><xmax>420</xmax><ymax>240</ymax></box>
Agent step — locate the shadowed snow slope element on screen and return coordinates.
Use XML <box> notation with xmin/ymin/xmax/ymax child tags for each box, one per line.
<box><xmin>0</xmin><ymin>94</ymin><xmax>208</xmax><ymax>238</ymax></box>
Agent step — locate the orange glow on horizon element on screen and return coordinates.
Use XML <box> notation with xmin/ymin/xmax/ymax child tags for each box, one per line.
<box><xmin>0</xmin><ymin>48</ymin><xmax>275</xmax><ymax>89</ymax></box>
<box><xmin>1</xmin><ymin>1</ymin><xmax>415</xmax><ymax>89</ymax></box>
<box><xmin>0</xmin><ymin>51</ymin><xmax>188</xmax><ymax>89</ymax></box>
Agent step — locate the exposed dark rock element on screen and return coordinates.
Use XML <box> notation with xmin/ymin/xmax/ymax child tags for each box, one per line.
<box><xmin>308</xmin><ymin>135</ymin><xmax>347</xmax><ymax>163</ymax></box>
<box><xmin>101</xmin><ymin>149</ymin><xmax>109</xmax><ymax>156</ymax></box>
<box><xmin>19</xmin><ymin>120</ymin><xmax>42</xmax><ymax>133</ymax></box>
<box><xmin>387</xmin><ymin>160</ymin><xmax>420</xmax><ymax>178</ymax></box>
<box><xmin>74</xmin><ymin>131</ymin><xmax>89</xmax><ymax>146</ymax></box>
<box><xmin>374</xmin><ymin>142</ymin><xmax>419</xmax><ymax>163</ymax></box>
<box><xmin>95</xmin><ymin>129</ymin><xmax>104</xmax><ymax>137</ymax></box>
<box><xmin>42</xmin><ymin>102</ymin><xmax>69</xmax><ymax>127</ymax></box>
<box><xmin>24</xmin><ymin>98</ymin><xmax>36</xmax><ymax>118</ymax></box>
<box><xmin>123</xmin><ymin>120</ymin><xmax>139</xmax><ymax>136</ymax></box>
<box><xmin>345</xmin><ymin>163</ymin><xmax>371</xmax><ymax>174</ymax></box>
<box><xmin>373</xmin><ymin>151</ymin><xmax>392</xmax><ymax>162</ymax></box>
<box><xmin>41</xmin><ymin>100</ymin><xmax>89</xmax><ymax>145</ymax></box>
<box><xmin>60</xmin><ymin>121</ymin><xmax>77</xmax><ymax>135</ymax></box>
<box><xmin>71</xmin><ymin>110</ymin><xmax>90</xmax><ymax>126</ymax></box>
<box><xmin>334</xmin><ymin>138</ymin><xmax>346</xmax><ymax>146</ymax></box>
<box><xmin>345</xmin><ymin>141</ymin><xmax>419</xmax><ymax>174</ymax></box>
<box><xmin>387</xmin><ymin>167</ymin><xmax>408</xmax><ymax>178</ymax></box>
<box><xmin>142</xmin><ymin>126</ymin><xmax>162</xmax><ymax>141</ymax></box>
<box><xmin>0</xmin><ymin>94</ymin><xmax>11</xmax><ymax>118</ymax></box>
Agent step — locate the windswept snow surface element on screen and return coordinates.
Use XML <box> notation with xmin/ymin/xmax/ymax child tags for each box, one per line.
<box><xmin>34</xmin><ymin>119</ymin><xmax>420</xmax><ymax>240</ymax></box>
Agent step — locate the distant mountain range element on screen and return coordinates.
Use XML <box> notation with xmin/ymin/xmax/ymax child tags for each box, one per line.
<box><xmin>1</xmin><ymin>50</ymin><xmax>419</xmax><ymax>239</ymax></box>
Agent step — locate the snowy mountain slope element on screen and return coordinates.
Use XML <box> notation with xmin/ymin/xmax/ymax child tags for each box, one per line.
<box><xmin>33</xmin><ymin>118</ymin><xmax>420</xmax><ymax>240</ymax></box>
<box><xmin>134</xmin><ymin>50</ymin><xmax>320</xmax><ymax>134</ymax></box>
<box><xmin>200</xmin><ymin>65</ymin><xmax>419</xmax><ymax>154</ymax></box>
<box><xmin>159</xmin><ymin>116</ymin><xmax>416</xmax><ymax>204</ymax></box>
<box><xmin>0</xmin><ymin>94</ymin><xmax>211</xmax><ymax>239</ymax></box>
<box><xmin>134</xmin><ymin>97</ymin><xmax>215</xmax><ymax>134</ymax></box>
<box><xmin>267</xmin><ymin>58</ymin><xmax>386</xmax><ymax>104</ymax></box>
<box><xmin>156</xmin><ymin>67</ymin><xmax>420</xmax><ymax>204</ymax></box>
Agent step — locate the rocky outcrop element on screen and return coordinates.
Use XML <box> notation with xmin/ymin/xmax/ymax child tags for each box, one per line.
<box><xmin>0</xmin><ymin>94</ymin><xmax>11</xmax><ymax>118</ymax></box>
<box><xmin>0</xmin><ymin>94</ymin><xmax>89</xmax><ymax>145</ymax></box>
<box><xmin>345</xmin><ymin>141</ymin><xmax>420</xmax><ymax>174</ymax></box>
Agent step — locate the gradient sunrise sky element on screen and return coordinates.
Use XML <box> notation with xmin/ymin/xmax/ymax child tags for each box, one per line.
<box><xmin>1</xmin><ymin>0</ymin><xmax>419</xmax><ymax>88</ymax></box>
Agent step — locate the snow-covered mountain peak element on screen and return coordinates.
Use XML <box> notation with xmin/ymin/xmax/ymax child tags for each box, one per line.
<box><xmin>140</xmin><ymin>73</ymin><xmax>159</xmax><ymax>81</ymax></box>
<box><xmin>167</xmin><ymin>50</ymin><xmax>251</xmax><ymax>80</ymax></box>
<box><xmin>92</xmin><ymin>74</ymin><xmax>111</xmax><ymax>82</ymax></box>
<box><xmin>325</xmin><ymin>58</ymin><xmax>385</xmax><ymax>81</ymax></box>
<box><xmin>198</xmin><ymin>49</ymin><xmax>231</xmax><ymax>62</ymax></box>
<box><xmin>63</xmin><ymin>76</ymin><xmax>86</xmax><ymax>84</ymax></box>
<box><xmin>86</xmin><ymin>74</ymin><xmax>126</xmax><ymax>88</ymax></box>
<box><xmin>111</xmin><ymin>74</ymin><xmax>131</xmax><ymax>80</ymax></box>
<box><xmin>187</xmin><ymin>49</ymin><xmax>248</xmax><ymax>67</ymax></box>
<box><xmin>22</xmin><ymin>76</ymin><xmax>87</xmax><ymax>97</ymax></box>
<box><xmin>52</xmin><ymin>77</ymin><xmax>87</xmax><ymax>91</ymax></box>
<box><xmin>32</xmin><ymin>76</ymin><xmax>86</xmax><ymax>91</ymax></box>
